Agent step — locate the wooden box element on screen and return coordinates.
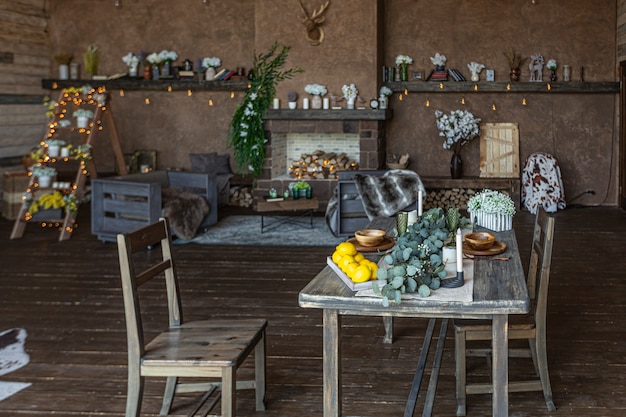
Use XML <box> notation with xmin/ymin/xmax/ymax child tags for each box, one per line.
<box><xmin>479</xmin><ymin>123</ymin><xmax>520</xmax><ymax>178</ymax></box>
<box><xmin>2</xmin><ymin>171</ymin><xmax>30</xmax><ymax>220</ymax></box>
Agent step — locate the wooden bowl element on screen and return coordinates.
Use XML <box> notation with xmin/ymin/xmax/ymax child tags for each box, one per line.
<box><xmin>464</xmin><ymin>232</ymin><xmax>496</xmax><ymax>251</ymax></box>
<box><xmin>354</xmin><ymin>229</ymin><xmax>386</xmax><ymax>247</ymax></box>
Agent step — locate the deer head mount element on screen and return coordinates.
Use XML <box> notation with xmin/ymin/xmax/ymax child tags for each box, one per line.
<box><xmin>298</xmin><ymin>0</ymin><xmax>330</xmax><ymax>46</ymax></box>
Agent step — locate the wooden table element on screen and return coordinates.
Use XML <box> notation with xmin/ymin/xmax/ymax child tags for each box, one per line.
<box><xmin>255</xmin><ymin>197</ymin><xmax>319</xmax><ymax>233</ymax></box>
<box><xmin>298</xmin><ymin>217</ymin><xmax>529</xmax><ymax>417</ymax></box>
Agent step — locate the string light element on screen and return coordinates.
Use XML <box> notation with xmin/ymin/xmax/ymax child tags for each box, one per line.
<box><xmin>439</xmin><ymin>82</ymin><xmax>444</xmax><ymax>90</ymax></box>
<box><xmin>461</xmin><ymin>97</ymin><xmax>465</xmax><ymax>105</ymax></box>
<box><xmin>506</xmin><ymin>83</ymin><xmax>511</xmax><ymax>91</ymax></box>
<box><xmin>404</xmin><ymin>88</ymin><xmax>408</xmax><ymax>95</ymax></box>
<box><xmin>425</xmin><ymin>99</ymin><xmax>430</xmax><ymax>107</ymax></box>
<box><xmin>187</xmin><ymin>89</ymin><xmax>193</xmax><ymax>96</ymax></box>
<box><xmin>145</xmin><ymin>98</ymin><xmax>150</xmax><ymax>104</ymax></box>
<box><xmin>492</xmin><ymin>104</ymin><xmax>497</xmax><ymax>111</ymax></box>
<box><xmin>522</xmin><ymin>98</ymin><xmax>527</xmax><ymax>106</ymax></box>
<box><xmin>167</xmin><ymin>86</ymin><xmax>172</xmax><ymax>92</ymax></box>
<box><xmin>473</xmin><ymin>84</ymin><xmax>479</xmax><ymax>91</ymax></box>
<box><xmin>119</xmin><ymin>89</ymin><xmax>124</xmax><ymax>97</ymax></box>
<box><xmin>547</xmin><ymin>83</ymin><xmax>551</xmax><ymax>91</ymax></box>
<box><xmin>208</xmin><ymin>99</ymin><xmax>214</xmax><ymax>106</ymax></box>
<box><xmin>230</xmin><ymin>91</ymin><xmax>235</xmax><ymax>98</ymax></box>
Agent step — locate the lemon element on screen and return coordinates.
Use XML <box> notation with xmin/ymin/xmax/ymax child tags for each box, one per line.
<box><xmin>331</xmin><ymin>251</ymin><xmax>343</xmax><ymax>264</ymax></box>
<box><xmin>335</xmin><ymin>241</ymin><xmax>357</xmax><ymax>256</ymax></box>
<box><xmin>352</xmin><ymin>264</ymin><xmax>372</xmax><ymax>283</ymax></box>
<box><xmin>339</xmin><ymin>255</ymin><xmax>355</xmax><ymax>271</ymax></box>
<box><xmin>354</xmin><ymin>253</ymin><xmax>365</xmax><ymax>263</ymax></box>
<box><xmin>345</xmin><ymin>262</ymin><xmax>359</xmax><ymax>277</ymax></box>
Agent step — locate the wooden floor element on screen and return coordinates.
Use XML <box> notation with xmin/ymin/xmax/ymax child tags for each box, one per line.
<box><xmin>1</xmin><ymin>205</ymin><xmax>626</xmax><ymax>416</ymax></box>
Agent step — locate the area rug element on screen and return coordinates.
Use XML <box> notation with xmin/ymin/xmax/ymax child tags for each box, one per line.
<box><xmin>0</xmin><ymin>328</ymin><xmax>32</xmax><ymax>402</ymax></box>
<box><xmin>175</xmin><ymin>215</ymin><xmax>346</xmax><ymax>246</ymax></box>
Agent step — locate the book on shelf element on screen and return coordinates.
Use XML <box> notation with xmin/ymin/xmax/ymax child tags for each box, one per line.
<box><xmin>212</xmin><ymin>68</ymin><xmax>227</xmax><ymax>80</ymax></box>
<box><xmin>448</xmin><ymin>69</ymin><xmax>467</xmax><ymax>82</ymax></box>
<box><xmin>264</xmin><ymin>196</ymin><xmax>284</xmax><ymax>202</ymax></box>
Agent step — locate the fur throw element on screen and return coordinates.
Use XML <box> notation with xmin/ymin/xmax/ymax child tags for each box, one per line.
<box><xmin>162</xmin><ymin>188</ymin><xmax>210</xmax><ymax>240</ymax></box>
<box><xmin>354</xmin><ymin>170</ymin><xmax>426</xmax><ymax>220</ymax></box>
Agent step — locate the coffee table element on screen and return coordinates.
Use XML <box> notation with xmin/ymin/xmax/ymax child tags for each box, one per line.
<box><xmin>255</xmin><ymin>197</ymin><xmax>319</xmax><ymax>233</ymax></box>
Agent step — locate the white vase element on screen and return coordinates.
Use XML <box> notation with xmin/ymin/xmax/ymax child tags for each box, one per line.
<box><xmin>311</xmin><ymin>95</ymin><xmax>322</xmax><ymax>109</ymax></box>
<box><xmin>205</xmin><ymin>67</ymin><xmax>216</xmax><ymax>81</ymax></box>
<box><xmin>471</xmin><ymin>72</ymin><xmax>480</xmax><ymax>82</ymax></box>
<box><xmin>60</xmin><ymin>147</ymin><xmax>70</xmax><ymax>157</ymax></box>
<box><xmin>347</xmin><ymin>98</ymin><xmax>355</xmax><ymax>110</ymax></box>
<box><xmin>77</xmin><ymin>116</ymin><xmax>88</xmax><ymax>128</ymax></box>
<box><xmin>442</xmin><ymin>245</ymin><xmax>457</xmax><ymax>273</ymax></box>
<box><xmin>162</xmin><ymin>60</ymin><xmax>171</xmax><ymax>77</ymax></box>
<box><xmin>58</xmin><ymin>64</ymin><xmax>69</xmax><ymax>80</ymax></box>
<box><xmin>128</xmin><ymin>65</ymin><xmax>138</xmax><ymax>77</ymax></box>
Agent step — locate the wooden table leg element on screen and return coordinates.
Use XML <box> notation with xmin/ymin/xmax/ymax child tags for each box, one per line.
<box><xmin>323</xmin><ymin>309</ymin><xmax>341</xmax><ymax>417</ymax></box>
<box><xmin>492</xmin><ymin>314</ymin><xmax>509</xmax><ymax>417</ymax></box>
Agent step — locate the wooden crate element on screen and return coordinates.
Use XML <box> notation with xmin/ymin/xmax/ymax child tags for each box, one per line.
<box><xmin>479</xmin><ymin>122</ymin><xmax>520</xmax><ymax>178</ymax></box>
<box><xmin>2</xmin><ymin>171</ymin><xmax>30</xmax><ymax>220</ymax></box>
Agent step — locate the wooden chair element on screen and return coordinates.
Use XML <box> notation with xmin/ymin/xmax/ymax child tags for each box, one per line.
<box><xmin>454</xmin><ymin>208</ymin><xmax>556</xmax><ymax>416</ymax></box>
<box><xmin>117</xmin><ymin>218</ymin><xmax>267</xmax><ymax>417</ymax></box>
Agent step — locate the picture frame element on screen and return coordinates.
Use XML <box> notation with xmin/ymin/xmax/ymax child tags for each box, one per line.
<box><xmin>485</xmin><ymin>69</ymin><xmax>495</xmax><ymax>82</ymax></box>
<box><xmin>412</xmin><ymin>70</ymin><xmax>425</xmax><ymax>81</ymax></box>
<box><xmin>134</xmin><ymin>150</ymin><xmax>157</xmax><ymax>173</ymax></box>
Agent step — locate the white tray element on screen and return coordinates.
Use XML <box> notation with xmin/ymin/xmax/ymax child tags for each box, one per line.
<box><xmin>327</xmin><ymin>257</ymin><xmax>387</xmax><ymax>291</ymax></box>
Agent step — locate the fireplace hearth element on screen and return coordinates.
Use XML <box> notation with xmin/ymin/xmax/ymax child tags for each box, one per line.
<box><xmin>255</xmin><ymin>109</ymin><xmax>392</xmax><ymax>210</ymax></box>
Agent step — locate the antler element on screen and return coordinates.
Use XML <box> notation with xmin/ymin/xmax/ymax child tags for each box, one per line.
<box><xmin>297</xmin><ymin>0</ymin><xmax>330</xmax><ymax>46</ymax></box>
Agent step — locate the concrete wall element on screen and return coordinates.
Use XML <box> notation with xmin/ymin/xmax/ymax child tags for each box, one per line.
<box><xmin>41</xmin><ymin>0</ymin><xmax>620</xmax><ymax>205</ymax></box>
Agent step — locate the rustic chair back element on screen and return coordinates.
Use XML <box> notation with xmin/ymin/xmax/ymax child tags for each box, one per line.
<box><xmin>117</xmin><ymin>218</ymin><xmax>267</xmax><ymax>417</ymax></box>
<box><xmin>454</xmin><ymin>207</ymin><xmax>556</xmax><ymax>416</ymax></box>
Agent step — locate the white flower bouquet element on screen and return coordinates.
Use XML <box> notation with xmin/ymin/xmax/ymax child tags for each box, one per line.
<box><xmin>122</xmin><ymin>52</ymin><xmax>139</xmax><ymax>68</ymax></box>
<box><xmin>304</xmin><ymin>83</ymin><xmax>327</xmax><ymax>96</ymax></box>
<box><xmin>342</xmin><ymin>83</ymin><xmax>358</xmax><ymax>100</ymax></box>
<box><xmin>158</xmin><ymin>50</ymin><xmax>178</xmax><ymax>62</ymax></box>
<box><xmin>467</xmin><ymin>61</ymin><xmax>485</xmax><ymax>74</ymax></box>
<box><xmin>546</xmin><ymin>59</ymin><xmax>557</xmax><ymax>70</ymax></box>
<box><xmin>146</xmin><ymin>52</ymin><xmax>161</xmax><ymax>65</ymax></box>
<box><xmin>72</xmin><ymin>109</ymin><xmax>94</xmax><ymax>119</ymax></box>
<box><xmin>379</xmin><ymin>86</ymin><xmax>393</xmax><ymax>97</ymax></box>
<box><xmin>430</xmin><ymin>52</ymin><xmax>447</xmax><ymax>67</ymax></box>
<box><xmin>202</xmin><ymin>56</ymin><xmax>221</xmax><ymax>68</ymax></box>
<box><xmin>467</xmin><ymin>189</ymin><xmax>515</xmax><ymax>231</ymax></box>
<box><xmin>395</xmin><ymin>54</ymin><xmax>413</xmax><ymax>66</ymax></box>
<box><xmin>435</xmin><ymin>109</ymin><xmax>481</xmax><ymax>150</ymax></box>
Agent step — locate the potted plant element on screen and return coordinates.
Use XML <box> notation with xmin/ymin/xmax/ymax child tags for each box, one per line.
<box><xmin>503</xmin><ymin>47</ymin><xmax>528</xmax><ymax>82</ymax></box>
<box><xmin>45</xmin><ymin>139</ymin><xmax>66</xmax><ymax>158</ymax></box>
<box><xmin>341</xmin><ymin>83</ymin><xmax>358</xmax><ymax>109</ymax></box>
<box><xmin>435</xmin><ymin>109</ymin><xmax>481</xmax><ymax>179</ymax></box>
<box><xmin>287</xmin><ymin>91</ymin><xmax>298</xmax><ymax>109</ymax></box>
<box><xmin>442</xmin><ymin>207</ymin><xmax>470</xmax><ymax>270</ymax></box>
<box><xmin>122</xmin><ymin>52</ymin><xmax>140</xmax><ymax>77</ymax></box>
<box><xmin>73</xmin><ymin>109</ymin><xmax>94</xmax><ymax>128</ymax></box>
<box><xmin>31</xmin><ymin>165</ymin><xmax>56</xmax><ymax>188</ymax></box>
<box><xmin>53</xmin><ymin>52</ymin><xmax>73</xmax><ymax>80</ymax></box>
<box><xmin>304</xmin><ymin>83</ymin><xmax>327</xmax><ymax>109</ymax></box>
<box><xmin>202</xmin><ymin>56</ymin><xmax>221</xmax><ymax>81</ymax></box>
<box><xmin>290</xmin><ymin>180</ymin><xmax>311</xmax><ymax>199</ymax></box>
<box><xmin>378</xmin><ymin>86</ymin><xmax>393</xmax><ymax>110</ymax></box>
<box><xmin>467</xmin><ymin>189</ymin><xmax>516</xmax><ymax>231</ymax></box>
<box><xmin>158</xmin><ymin>49</ymin><xmax>178</xmax><ymax>77</ymax></box>
<box><xmin>395</xmin><ymin>54</ymin><xmax>413</xmax><ymax>81</ymax></box>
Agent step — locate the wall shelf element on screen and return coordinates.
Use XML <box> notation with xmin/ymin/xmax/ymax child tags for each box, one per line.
<box><xmin>264</xmin><ymin>109</ymin><xmax>392</xmax><ymax>121</ymax></box>
<box><xmin>42</xmin><ymin>78</ymin><xmax>250</xmax><ymax>92</ymax></box>
<box><xmin>385</xmin><ymin>81</ymin><xmax>620</xmax><ymax>94</ymax></box>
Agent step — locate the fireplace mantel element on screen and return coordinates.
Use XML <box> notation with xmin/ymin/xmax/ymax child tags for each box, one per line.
<box><xmin>264</xmin><ymin>109</ymin><xmax>392</xmax><ymax>121</ymax></box>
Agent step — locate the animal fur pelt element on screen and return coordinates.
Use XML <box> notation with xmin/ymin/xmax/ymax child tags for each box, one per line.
<box><xmin>353</xmin><ymin>170</ymin><xmax>426</xmax><ymax>220</ymax></box>
<box><xmin>162</xmin><ymin>188</ymin><xmax>210</xmax><ymax>240</ymax></box>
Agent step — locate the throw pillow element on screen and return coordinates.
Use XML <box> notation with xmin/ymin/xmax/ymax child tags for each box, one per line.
<box><xmin>189</xmin><ymin>153</ymin><xmax>232</xmax><ymax>175</ymax></box>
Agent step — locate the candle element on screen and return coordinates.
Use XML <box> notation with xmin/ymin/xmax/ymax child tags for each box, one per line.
<box><xmin>407</xmin><ymin>210</ymin><xmax>418</xmax><ymax>226</ymax></box>
<box><xmin>418</xmin><ymin>190</ymin><xmax>423</xmax><ymax>217</ymax></box>
<box><xmin>456</xmin><ymin>228</ymin><xmax>463</xmax><ymax>272</ymax></box>
<box><xmin>303</xmin><ymin>97</ymin><xmax>310</xmax><ymax>109</ymax></box>
<box><xmin>273</xmin><ymin>98</ymin><xmax>280</xmax><ymax>109</ymax></box>
<box><xmin>323</xmin><ymin>97</ymin><xmax>330</xmax><ymax>109</ymax></box>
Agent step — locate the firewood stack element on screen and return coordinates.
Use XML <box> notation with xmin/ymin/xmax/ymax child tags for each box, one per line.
<box><xmin>229</xmin><ymin>185</ymin><xmax>253</xmax><ymax>207</ymax></box>
<box><xmin>288</xmin><ymin>150</ymin><xmax>359</xmax><ymax>179</ymax></box>
<box><xmin>424</xmin><ymin>188</ymin><xmax>478</xmax><ymax>211</ymax></box>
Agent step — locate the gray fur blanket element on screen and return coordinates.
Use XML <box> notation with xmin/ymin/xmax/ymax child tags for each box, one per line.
<box><xmin>162</xmin><ymin>188</ymin><xmax>210</xmax><ymax>240</ymax></box>
<box><xmin>325</xmin><ymin>170</ymin><xmax>426</xmax><ymax>236</ymax></box>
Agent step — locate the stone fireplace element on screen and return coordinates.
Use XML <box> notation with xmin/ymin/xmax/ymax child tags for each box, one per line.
<box><xmin>255</xmin><ymin>109</ymin><xmax>392</xmax><ymax>209</ymax></box>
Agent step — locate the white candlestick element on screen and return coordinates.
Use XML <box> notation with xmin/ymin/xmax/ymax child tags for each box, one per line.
<box><xmin>456</xmin><ymin>228</ymin><xmax>463</xmax><ymax>272</ymax></box>
<box><xmin>303</xmin><ymin>97</ymin><xmax>310</xmax><ymax>109</ymax></box>
<box><xmin>418</xmin><ymin>190</ymin><xmax>423</xmax><ymax>217</ymax></box>
<box><xmin>407</xmin><ymin>210</ymin><xmax>418</xmax><ymax>226</ymax></box>
<box><xmin>323</xmin><ymin>97</ymin><xmax>330</xmax><ymax>109</ymax></box>
<box><xmin>273</xmin><ymin>98</ymin><xmax>280</xmax><ymax>109</ymax></box>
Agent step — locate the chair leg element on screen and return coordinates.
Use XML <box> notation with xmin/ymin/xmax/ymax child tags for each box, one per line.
<box><xmin>382</xmin><ymin>316</ymin><xmax>394</xmax><ymax>344</ymax></box>
<box><xmin>221</xmin><ymin>366</ymin><xmax>236</xmax><ymax>417</ymax></box>
<box><xmin>528</xmin><ymin>337</ymin><xmax>539</xmax><ymax>374</ymax></box>
<box><xmin>455</xmin><ymin>328</ymin><xmax>467</xmax><ymax>417</ymax></box>
<box><xmin>535</xmin><ymin>336</ymin><xmax>556</xmax><ymax>412</ymax></box>
<box><xmin>126</xmin><ymin>371</ymin><xmax>144</xmax><ymax>417</ymax></box>
<box><xmin>255</xmin><ymin>332</ymin><xmax>266</xmax><ymax>411</ymax></box>
<box><xmin>159</xmin><ymin>376</ymin><xmax>178</xmax><ymax>416</ymax></box>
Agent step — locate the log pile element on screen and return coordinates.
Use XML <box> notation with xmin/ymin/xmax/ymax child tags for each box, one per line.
<box><xmin>423</xmin><ymin>188</ymin><xmax>478</xmax><ymax>211</ymax></box>
<box><xmin>288</xmin><ymin>150</ymin><xmax>358</xmax><ymax>179</ymax></box>
<box><xmin>229</xmin><ymin>185</ymin><xmax>253</xmax><ymax>207</ymax></box>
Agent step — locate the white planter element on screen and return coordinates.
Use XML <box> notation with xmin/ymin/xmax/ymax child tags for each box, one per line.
<box><xmin>58</xmin><ymin>64</ymin><xmax>69</xmax><ymax>80</ymax></box>
<box><xmin>128</xmin><ymin>65</ymin><xmax>138</xmax><ymax>77</ymax></box>
<box><xmin>47</xmin><ymin>145</ymin><xmax>60</xmax><ymax>158</ymax></box>
<box><xmin>38</xmin><ymin>176</ymin><xmax>52</xmax><ymax>188</ymax></box>
<box><xmin>288</xmin><ymin>101</ymin><xmax>297</xmax><ymax>109</ymax></box>
<box><xmin>205</xmin><ymin>67</ymin><xmax>216</xmax><ymax>81</ymax></box>
<box><xmin>346</xmin><ymin>98</ymin><xmax>355</xmax><ymax>110</ymax></box>
<box><xmin>468</xmin><ymin>210</ymin><xmax>513</xmax><ymax>232</ymax></box>
<box><xmin>442</xmin><ymin>245</ymin><xmax>457</xmax><ymax>273</ymax></box>
<box><xmin>60</xmin><ymin>147</ymin><xmax>70</xmax><ymax>157</ymax></box>
<box><xmin>76</xmin><ymin>116</ymin><xmax>89</xmax><ymax>128</ymax></box>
